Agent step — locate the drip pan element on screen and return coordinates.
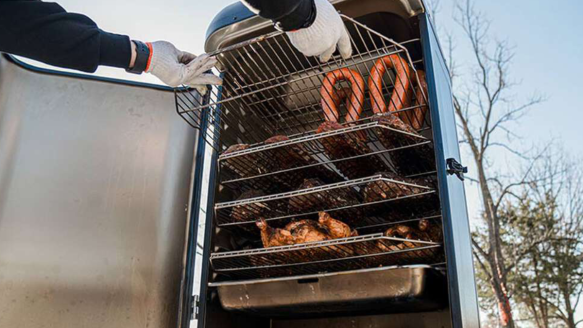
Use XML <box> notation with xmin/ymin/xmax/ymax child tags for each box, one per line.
<box><xmin>210</xmin><ymin>265</ymin><xmax>447</xmax><ymax>318</ymax></box>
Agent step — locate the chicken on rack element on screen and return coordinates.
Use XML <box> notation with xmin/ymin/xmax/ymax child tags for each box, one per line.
<box><xmin>256</xmin><ymin>212</ymin><xmax>357</xmax><ymax>248</ymax></box>
<box><xmin>362</xmin><ymin>172</ymin><xmax>429</xmax><ymax>203</ymax></box>
<box><xmin>264</xmin><ymin>135</ymin><xmax>340</xmax><ymax>188</ymax></box>
<box><xmin>289</xmin><ymin>178</ymin><xmax>361</xmax><ymax>213</ymax></box>
<box><xmin>256</xmin><ymin>219</ymin><xmax>295</xmax><ymax>247</ymax></box>
<box><xmin>318</xmin><ymin>211</ymin><xmax>358</xmax><ymax>239</ymax></box>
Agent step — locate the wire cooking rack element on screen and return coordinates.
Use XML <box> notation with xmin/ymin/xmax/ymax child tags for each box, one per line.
<box><xmin>215</xmin><ymin>174</ymin><xmax>438</xmax><ymax>230</ymax></box>
<box><xmin>174</xmin><ymin>15</ymin><xmax>428</xmax><ymax>150</ymax></box>
<box><xmin>210</xmin><ymin>233</ymin><xmax>442</xmax><ymax>279</ymax></box>
<box><xmin>219</xmin><ymin>116</ymin><xmax>435</xmax><ymax>193</ymax></box>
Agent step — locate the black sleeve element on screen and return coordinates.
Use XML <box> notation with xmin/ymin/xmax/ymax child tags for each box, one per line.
<box><xmin>0</xmin><ymin>0</ymin><xmax>131</xmax><ymax>73</ymax></box>
<box><xmin>243</xmin><ymin>0</ymin><xmax>316</xmax><ymax>31</ymax></box>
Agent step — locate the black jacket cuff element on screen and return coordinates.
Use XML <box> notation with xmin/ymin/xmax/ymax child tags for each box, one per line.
<box><xmin>98</xmin><ymin>31</ymin><xmax>131</xmax><ymax>69</ymax></box>
<box><xmin>276</xmin><ymin>0</ymin><xmax>316</xmax><ymax>31</ymax></box>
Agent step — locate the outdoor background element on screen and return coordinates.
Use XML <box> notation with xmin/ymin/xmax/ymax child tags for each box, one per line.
<box><xmin>19</xmin><ymin>0</ymin><xmax>583</xmax><ymax>326</ymax></box>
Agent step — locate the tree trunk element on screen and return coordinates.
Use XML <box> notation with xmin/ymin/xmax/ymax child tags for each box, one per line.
<box><xmin>490</xmin><ymin>269</ymin><xmax>515</xmax><ymax>328</ymax></box>
<box><xmin>476</xmin><ymin>162</ymin><xmax>516</xmax><ymax>328</ymax></box>
<box><xmin>562</xmin><ymin>290</ymin><xmax>576</xmax><ymax>328</ymax></box>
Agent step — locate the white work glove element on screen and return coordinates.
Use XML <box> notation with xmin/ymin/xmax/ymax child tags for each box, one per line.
<box><xmin>145</xmin><ymin>41</ymin><xmax>222</xmax><ymax>94</ymax></box>
<box><xmin>286</xmin><ymin>0</ymin><xmax>353</xmax><ymax>62</ymax></box>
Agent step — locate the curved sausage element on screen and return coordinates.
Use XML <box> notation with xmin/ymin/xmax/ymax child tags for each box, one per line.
<box><xmin>405</xmin><ymin>70</ymin><xmax>429</xmax><ymax>130</ymax></box>
<box><xmin>368</xmin><ymin>54</ymin><xmax>412</xmax><ymax>120</ymax></box>
<box><xmin>320</xmin><ymin>68</ymin><xmax>365</xmax><ymax>123</ymax></box>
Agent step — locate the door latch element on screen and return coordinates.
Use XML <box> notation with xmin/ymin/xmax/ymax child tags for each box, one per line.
<box><xmin>446</xmin><ymin>158</ymin><xmax>468</xmax><ymax>181</ymax></box>
<box><xmin>191</xmin><ymin>295</ymin><xmax>200</xmax><ymax>320</ymax></box>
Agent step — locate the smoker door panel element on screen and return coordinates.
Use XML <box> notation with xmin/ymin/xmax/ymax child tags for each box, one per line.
<box><xmin>0</xmin><ymin>56</ymin><xmax>196</xmax><ymax>328</ymax></box>
<box><xmin>419</xmin><ymin>14</ymin><xmax>481</xmax><ymax>328</ymax></box>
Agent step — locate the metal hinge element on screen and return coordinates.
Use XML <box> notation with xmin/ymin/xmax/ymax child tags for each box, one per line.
<box><xmin>446</xmin><ymin>158</ymin><xmax>468</xmax><ymax>181</ymax></box>
<box><xmin>191</xmin><ymin>295</ymin><xmax>200</xmax><ymax>320</ymax></box>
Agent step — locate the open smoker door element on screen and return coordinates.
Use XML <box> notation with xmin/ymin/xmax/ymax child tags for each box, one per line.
<box><xmin>419</xmin><ymin>14</ymin><xmax>481</xmax><ymax>328</ymax></box>
<box><xmin>0</xmin><ymin>55</ymin><xmax>205</xmax><ymax>328</ymax></box>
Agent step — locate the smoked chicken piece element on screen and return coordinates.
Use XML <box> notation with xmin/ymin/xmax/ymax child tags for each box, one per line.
<box><xmin>372</xmin><ymin>114</ymin><xmax>435</xmax><ymax>175</ymax></box>
<box><xmin>376</xmin><ymin>224</ymin><xmax>419</xmax><ymax>254</ymax></box>
<box><xmin>418</xmin><ymin>219</ymin><xmax>443</xmax><ymax>242</ymax></box>
<box><xmin>265</xmin><ymin>135</ymin><xmax>313</xmax><ymax>167</ymax></box>
<box><xmin>362</xmin><ymin>172</ymin><xmax>430</xmax><ymax>203</ymax></box>
<box><xmin>256</xmin><ymin>219</ymin><xmax>331</xmax><ymax>248</ymax></box>
<box><xmin>264</xmin><ymin>135</ymin><xmax>339</xmax><ymax>188</ymax></box>
<box><xmin>289</xmin><ymin>178</ymin><xmax>361</xmax><ymax>213</ymax></box>
<box><xmin>230</xmin><ymin>189</ymin><xmax>286</xmax><ymax>224</ymax></box>
<box><xmin>376</xmin><ymin>221</ymin><xmax>442</xmax><ymax>261</ymax></box>
<box><xmin>384</xmin><ymin>220</ymin><xmax>442</xmax><ymax>242</ymax></box>
<box><xmin>385</xmin><ymin>224</ymin><xmax>416</xmax><ymax>239</ymax></box>
<box><xmin>256</xmin><ymin>219</ymin><xmax>295</xmax><ymax>247</ymax></box>
<box><xmin>284</xmin><ymin>219</ymin><xmax>330</xmax><ymax>244</ymax></box>
<box><xmin>317</xmin><ymin>122</ymin><xmax>384</xmax><ymax>179</ymax></box>
<box><xmin>318</xmin><ymin>211</ymin><xmax>358</xmax><ymax>239</ymax></box>
<box><xmin>317</xmin><ymin>69</ymin><xmax>384</xmax><ymax>179</ymax></box>
<box><xmin>317</xmin><ymin>212</ymin><xmax>358</xmax><ymax>256</ymax></box>
<box><xmin>285</xmin><ymin>219</ymin><xmax>354</xmax><ymax>259</ymax></box>
<box><xmin>222</xmin><ymin>143</ymin><xmax>274</xmax><ymax>178</ymax></box>
<box><xmin>230</xmin><ymin>190</ymin><xmax>268</xmax><ymax>223</ymax></box>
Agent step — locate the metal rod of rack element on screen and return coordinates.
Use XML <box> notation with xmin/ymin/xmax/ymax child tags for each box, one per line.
<box><xmin>210</xmin><ymin>233</ymin><xmax>442</xmax><ymax>279</ymax></box>
<box><xmin>215</xmin><ymin>174</ymin><xmax>439</xmax><ymax>230</ymax></box>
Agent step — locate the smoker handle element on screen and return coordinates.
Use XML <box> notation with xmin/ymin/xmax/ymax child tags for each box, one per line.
<box><xmin>297</xmin><ymin>277</ymin><xmax>320</xmax><ymax>284</ymax></box>
<box><xmin>446</xmin><ymin>158</ymin><xmax>468</xmax><ymax>181</ymax></box>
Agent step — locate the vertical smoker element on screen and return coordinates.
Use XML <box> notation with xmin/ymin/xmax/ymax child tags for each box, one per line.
<box><xmin>176</xmin><ymin>1</ymin><xmax>481</xmax><ymax>328</ymax></box>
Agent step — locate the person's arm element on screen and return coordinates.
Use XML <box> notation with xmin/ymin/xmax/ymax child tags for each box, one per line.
<box><xmin>241</xmin><ymin>0</ymin><xmax>352</xmax><ymax>62</ymax></box>
<box><xmin>241</xmin><ymin>0</ymin><xmax>316</xmax><ymax>32</ymax></box>
<box><xmin>0</xmin><ymin>1</ymin><xmax>222</xmax><ymax>91</ymax></box>
<box><xmin>0</xmin><ymin>0</ymin><xmax>130</xmax><ymax>73</ymax></box>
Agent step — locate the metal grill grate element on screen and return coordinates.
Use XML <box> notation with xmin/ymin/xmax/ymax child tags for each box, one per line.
<box><xmin>219</xmin><ymin>117</ymin><xmax>435</xmax><ymax>193</ymax></box>
<box><xmin>215</xmin><ymin>174</ymin><xmax>439</xmax><ymax>230</ymax></box>
<box><xmin>210</xmin><ymin>233</ymin><xmax>442</xmax><ymax>279</ymax></box>
<box><xmin>174</xmin><ymin>15</ymin><xmax>428</xmax><ymax>150</ymax></box>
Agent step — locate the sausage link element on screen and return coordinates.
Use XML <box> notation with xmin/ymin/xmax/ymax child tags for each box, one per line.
<box><xmin>320</xmin><ymin>68</ymin><xmax>365</xmax><ymax>123</ymax></box>
<box><xmin>403</xmin><ymin>70</ymin><xmax>429</xmax><ymax>130</ymax></box>
<box><xmin>368</xmin><ymin>54</ymin><xmax>412</xmax><ymax>119</ymax></box>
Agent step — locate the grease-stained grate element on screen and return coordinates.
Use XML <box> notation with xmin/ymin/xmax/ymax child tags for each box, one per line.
<box><xmin>210</xmin><ymin>233</ymin><xmax>442</xmax><ymax>279</ymax></box>
<box><xmin>214</xmin><ymin>174</ymin><xmax>438</xmax><ymax>229</ymax></box>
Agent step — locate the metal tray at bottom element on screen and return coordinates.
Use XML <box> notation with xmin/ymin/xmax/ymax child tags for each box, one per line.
<box><xmin>210</xmin><ymin>265</ymin><xmax>447</xmax><ymax>318</ymax></box>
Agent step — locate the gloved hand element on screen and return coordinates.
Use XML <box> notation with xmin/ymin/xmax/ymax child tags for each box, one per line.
<box><xmin>145</xmin><ymin>41</ymin><xmax>222</xmax><ymax>94</ymax></box>
<box><xmin>286</xmin><ymin>0</ymin><xmax>352</xmax><ymax>62</ymax></box>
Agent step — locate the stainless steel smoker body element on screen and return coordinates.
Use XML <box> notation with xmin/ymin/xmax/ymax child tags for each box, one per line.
<box><xmin>0</xmin><ymin>1</ymin><xmax>480</xmax><ymax>328</ymax></box>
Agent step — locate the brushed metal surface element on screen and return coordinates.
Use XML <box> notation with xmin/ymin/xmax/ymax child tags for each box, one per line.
<box><xmin>0</xmin><ymin>56</ymin><xmax>196</xmax><ymax>328</ymax></box>
<box><xmin>214</xmin><ymin>266</ymin><xmax>447</xmax><ymax>317</ymax></box>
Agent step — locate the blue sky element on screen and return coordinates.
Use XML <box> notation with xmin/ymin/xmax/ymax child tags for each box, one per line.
<box><xmin>427</xmin><ymin>0</ymin><xmax>583</xmax><ymax>232</ymax></box>
<box><xmin>434</xmin><ymin>0</ymin><xmax>583</xmax><ymax>155</ymax></box>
